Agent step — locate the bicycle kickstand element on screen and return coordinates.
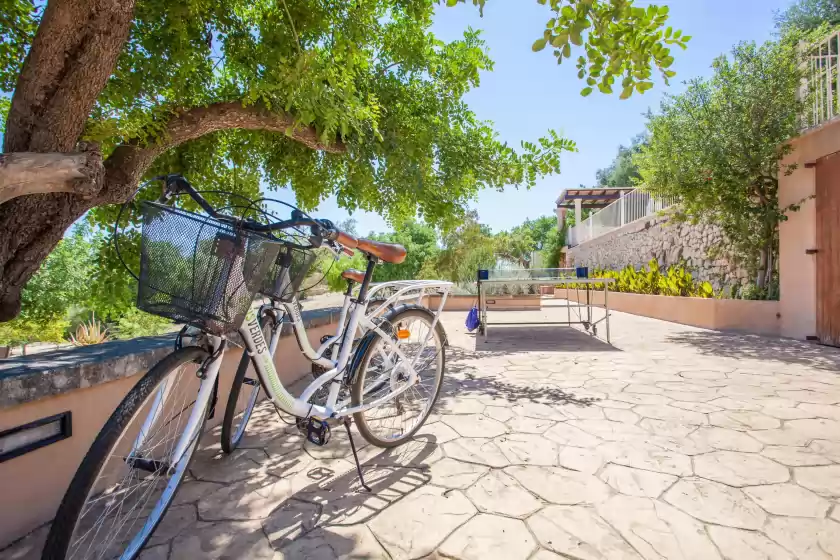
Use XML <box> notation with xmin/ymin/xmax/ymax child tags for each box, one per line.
<box><xmin>343</xmin><ymin>417</ymin><xmax>372</xmax><ymax>492</ymax></box>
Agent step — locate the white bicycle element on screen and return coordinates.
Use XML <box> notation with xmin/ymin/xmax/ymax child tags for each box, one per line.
<box><xmin>42</xmin><ymin>175</ymin><xmax>452</xmax><ymax>560</ymax></box>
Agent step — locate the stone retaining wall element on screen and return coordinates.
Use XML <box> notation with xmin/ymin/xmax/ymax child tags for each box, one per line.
<box><xmin>567</xmin><ymin>213</ymin><xmax>749</xmax><ymax>292</ymax></box>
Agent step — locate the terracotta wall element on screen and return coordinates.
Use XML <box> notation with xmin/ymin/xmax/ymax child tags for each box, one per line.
<box><xmin>777</xmin><ymin>122</ymin><xmax>840</xmax><ymax>340</ymax></box>
<box><xmin>0</xmin><ymin>323</ymin><xmax>335</xmax><ymax>549</ymax></box>
<box><xmin>555</xmin><ymin>289</ymin><xmax>780</xmax><ymax>336</ymax></box>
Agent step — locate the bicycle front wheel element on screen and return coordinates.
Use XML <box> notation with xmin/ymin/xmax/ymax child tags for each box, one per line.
<box><xmin>351</xmin><ymin>305</ymin><xmax>445</xmax><ymax>448</ymax></box>
<box><xmin>43</xmin><ymin>346</ymin><xmax>211</xmax><ymax>560</ymax></box>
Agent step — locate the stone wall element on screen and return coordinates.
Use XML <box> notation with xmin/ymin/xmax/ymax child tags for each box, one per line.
<box><xmin>567</xmin><ymin>213</ymin><xmax>749</xmax><ymax>291</ymax></box>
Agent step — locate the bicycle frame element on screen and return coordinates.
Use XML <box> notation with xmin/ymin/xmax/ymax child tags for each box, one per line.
<box><xmin>146</xmin><ymin>269</ymin><xmax>451</xmax><ymax>468</ymax></box>
<box><xmin>246</xmin><ymin>277</ymin><xmax>453</xmax><ymax>419</ymax></box>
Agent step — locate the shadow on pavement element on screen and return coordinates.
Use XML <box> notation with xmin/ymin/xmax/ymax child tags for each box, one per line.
<box><xmin>442</xmin><ymin>346</ymin><xmax>601</xmax><ymax>408</ymax></box>
<box><xmin>666</xmin><ymin>330</ymin><xmax>840</xmax><ymax>370</ymax></box>
<box><xmin>260</xmin><ymin>436</ymin><xmax>437</xmax><ymax>551</ymax></box>
<box><xmin>472</xmin><ymin>324</ymin><xmax>618</xmax><ymax>353</ymax></box>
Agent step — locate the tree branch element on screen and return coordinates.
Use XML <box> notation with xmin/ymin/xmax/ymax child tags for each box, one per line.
<box><xmin>100</xmin><ymin>101</ymin><xmax>346</xmax><ymax>204</ymax></box>
<box><xmin>0</xmin><ymin>143</ymin><xmax>104</xmax><ymax>205</ymax></box>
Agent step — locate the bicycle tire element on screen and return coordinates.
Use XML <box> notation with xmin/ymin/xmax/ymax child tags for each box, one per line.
<box><xmin>42</xmin><ymin>346</ymin><xmax>211</xmax><ymax>560</ymax></box>
<box><xmin>221</xmin><ymin>314</ymin><xmax>270</xmax><ymax>454</ymax></box>
<box><xmin>350</xmin><ymin>305</ymin><xmax>446</xmax><ymax>448</ymax></box>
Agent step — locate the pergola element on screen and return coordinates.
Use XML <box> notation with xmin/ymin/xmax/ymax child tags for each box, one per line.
<box><xmin>554</xmin><ymin>186</ymin><xmax>634</xmax><ymax>228</ymax></box>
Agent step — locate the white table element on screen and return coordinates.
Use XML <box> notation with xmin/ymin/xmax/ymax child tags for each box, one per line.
<box><xmin>477</xmin><ymin>276</ymin><xmax>615</xmax><ymax>343</ymax></box>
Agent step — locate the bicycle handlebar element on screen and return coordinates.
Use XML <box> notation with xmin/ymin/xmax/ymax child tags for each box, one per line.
<box><xmin>154</xmin><ymin>174</ymin><xmax>353</xmax><ymax>247</ymax></box>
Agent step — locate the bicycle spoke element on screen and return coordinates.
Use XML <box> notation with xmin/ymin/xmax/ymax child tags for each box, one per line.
<box><xmin>66</xmin><ymin>362</ymin><xmax>203</xmax><ymax>559</ymax></box>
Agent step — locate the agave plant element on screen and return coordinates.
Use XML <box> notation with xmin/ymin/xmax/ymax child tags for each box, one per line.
<box><xmin>69</xmin><ymin>313</ymin><xmax>111</xmax><ymax>346</ymax></box>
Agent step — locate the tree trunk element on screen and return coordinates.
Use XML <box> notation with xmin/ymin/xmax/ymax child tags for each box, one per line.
<box><xmin>0</xmin><ymin>0</ymin><xmax>344</xmax><ymax>321</ymax></box>
<box><xmin>0</xmin><ymin>0</ymin><xmax>136</xmax><ymax>321</ymax></box>
<box><xmin>755</xmin><ymin>245</ymin><xmax>768</xmax><ymax>290</ymax></box>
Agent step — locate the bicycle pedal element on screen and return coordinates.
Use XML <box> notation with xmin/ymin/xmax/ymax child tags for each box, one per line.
<box><xmin>304</xmin><ymin>418</ymin><xmax>331</xmax><ymax>446</ymax></box>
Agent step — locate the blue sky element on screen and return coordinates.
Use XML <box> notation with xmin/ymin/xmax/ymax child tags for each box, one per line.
<box><xmin>308</xmin><ymin>0</ymin><xmax>792</xmax><ymax>236</ymax></box>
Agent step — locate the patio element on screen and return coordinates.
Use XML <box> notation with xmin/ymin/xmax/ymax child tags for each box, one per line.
<box><xmin>6</xmin><ymin>305</ymin><xmax>840</xmax><ymax>560</ymax></box>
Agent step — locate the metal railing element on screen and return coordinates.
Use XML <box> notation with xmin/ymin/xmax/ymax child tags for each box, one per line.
<box><xmin>567</xmin><ymin>189</ymin><xmax>677</xmax><ymax>247</ymax></box>
<box><xmin>806</xmin><ymin>30</ymin><xmax>840</xmax><ymax>129</ymax></box>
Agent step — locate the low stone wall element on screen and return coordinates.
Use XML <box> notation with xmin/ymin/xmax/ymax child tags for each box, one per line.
<box><xmin>555</xmin><ymin>289</ymin><xmax>780</xmax><ymax>336</ymax></box>
<box><xmin>567</xmin><ymin>213</ymin><xmax>748</xmax><ymax>292</ymax></box>
<box><xmin>0</xmin><ymin>308</ymin><xmax>342</xmax><ymax>549</ymax></box>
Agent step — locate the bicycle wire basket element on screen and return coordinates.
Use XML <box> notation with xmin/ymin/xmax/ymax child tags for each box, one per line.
<box><xmin>137</xmin><ymin>201</ymin><xmax>282</xmax><ymax>335</ymax></box>
<box><xmin>260</xmin><ymin>244</ymin><xmax>317</xmax><ymax>302</ymax></box>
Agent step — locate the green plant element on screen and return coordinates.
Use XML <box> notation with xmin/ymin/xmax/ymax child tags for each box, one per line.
<box><xmin>636</xmin><ymin>31</ymin><xmax>823</xmax><ymax>290</ymax></box>
<box><xmin>68</xmin><ymin>313</ymin><xmax>110</xmax><ymax>346</ymax></box>
<box><xmin>113</xmin><ymin>307</ymin><xmax>172</xmax><ymax>339</ymax></box>
<box><xmin>587</xmin><ymin>260</ymin><xmax>715</xmax><ymax>298</ymax></box>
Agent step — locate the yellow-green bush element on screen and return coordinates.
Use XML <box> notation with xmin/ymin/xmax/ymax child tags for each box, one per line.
<box><xmin>563</xmin><ymin>260</ymin><xmax>716</xmax><ymax>298</ymax></box>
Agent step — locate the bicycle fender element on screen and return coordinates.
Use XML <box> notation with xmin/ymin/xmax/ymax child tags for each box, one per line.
<box><xmin>344</xmin><ymin>303</ymin><xmax>448</xmax><ymax>386</ymax></box>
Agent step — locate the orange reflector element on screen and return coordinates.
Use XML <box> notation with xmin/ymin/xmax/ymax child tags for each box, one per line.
<box><xmin>397</xmin><ymin>329</ymin><xmax>411</xmax><ymax>340</ymax></box>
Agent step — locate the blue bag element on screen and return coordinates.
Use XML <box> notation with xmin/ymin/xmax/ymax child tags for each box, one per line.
<box><xmin>465</xmin><ymin>305</ymin><xmax>480</xmax><ymax>332</ymax></box>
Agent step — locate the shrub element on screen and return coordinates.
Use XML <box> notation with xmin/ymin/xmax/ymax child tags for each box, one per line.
<box><xmin>69</xmin><ymin>313</ymin><xmax>110</xmax><ymax>346</ymax></box>
<box><xmin>113</xmin><ymin>307</ymin><xmax>173</xmax><ymax>339</ymax></box>
<box><xmin>563</xmin><ymin>260</ymin><xmax>715</xmax><ymax>298</ymax></box>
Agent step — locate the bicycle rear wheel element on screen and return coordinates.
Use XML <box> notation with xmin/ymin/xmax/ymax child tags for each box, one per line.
<box><xmin>350</xmin><ymin>305</ymin><xmax>445</xmax><ymax>448</ymax></box>
<box><xmin>221</xmin><ymin>314</ymin><xmax>272</xmax><ymax>453</ymax></box>
<box><xmin>43</xmin><ymin>346</ymin><xmax>211</xmax><ymax>560</ymax></box>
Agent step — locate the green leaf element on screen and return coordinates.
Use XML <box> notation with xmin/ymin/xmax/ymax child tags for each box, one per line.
<box><xmin>581</xmin><ymin>87</ymin><xmax>594</xmax><ymax>96</ymax></box>
<box><xmin>620</xmin><ymin>85</ymin><xmax>634</xmax><ymax>99</ymax></box>
<box><xmin>446</xmin><ymin>0</ymin><xmax>458</xmax><ymax>6</ymax></box>
<box><xmin>562</xmin><ymin>43</ymin><xmax>571</xmax><ymax>58</ymax></box>
<box><xmin>532</xmin><ymin>38</ymin><xmax>548</xmax><ymax>52</ymax></box>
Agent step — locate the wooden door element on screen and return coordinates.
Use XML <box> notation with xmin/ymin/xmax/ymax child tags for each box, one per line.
<box><xmin>816</xmin><ymin>152</ymin><xmax>840</xmax><ymax>346</ymax></box>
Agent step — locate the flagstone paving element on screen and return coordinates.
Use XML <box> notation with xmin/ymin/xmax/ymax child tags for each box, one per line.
<box><xmin>5</xmin><ymin>305</ymin><xmax>840</xmax><ymax>559</ymax></box>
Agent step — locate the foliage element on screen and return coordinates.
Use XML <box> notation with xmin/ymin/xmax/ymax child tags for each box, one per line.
<box><xmin>579</xmin><ymin>259</ymin><xmax>714</xmax><ymax>298</ymax></box>
<box><xmin>113</xmin><ymin>307</ymin><xmax>173</xmax><ymax>339</ymax></box>
<box><xmin>541</xmin><ymin>227</ymin><xmax>566</xmax><ymax>268</ymax></box>
<box><xmin>336</xmin><ymin>218</ymin><xmax>358</xmax><ymax>237</ymax></box>
<box><xmin>775</xmin><ymin>0</ymin><xmax>840</xmax><ymax>32</ymax></box>
<box><xmin>635</xmin><ymin>35</ymin><xmax>812</xmax><ymax>289</ymax></box>
<box><xmin>595</xmin><ymin>133</ymin><xmax>646</xmax><ymax>187</ymax></box>
<box><xmin>436</xmin><ymin>211</ymin><xmax>496</xmax><ymax>284</ymax></box>
<box><xmin>0</xmin><ymin>95</ymin><xmax>9</xmax><ymax>134</ymax></box>
<box><xmin>65</xmin><ymin>4</ymin><xmax>585</xmax><ymax>235</ymax></box>
<box><xmin>370</xmin><ymin>220</ymin><xmax>440</xmax><ymax>282</ymax></box>
<box><xmin>564</xmin><ymin>207</ymin><xmax>594</xmax><ymax>229</ymax></box>
<box><xmin>0</xmin><ymin>0</ymin><xmax>37</xmax><ymax>92</ymax></box>
<box><xmin>320</xmin><ymin>251</ymin><xmax>367</xmax><ymax>293</ymax></box>
<box><xmin>0</xmin><ymin>228</ymin><xmax>93</xmax><ymax>347</ymax></box>
<box><xmin>69</xmin><ymin>313</ymin><xmax>111</xmax><ymax>346</ymax></box>
<box><xmin>0</xmin><ymin>225</ymin><xmax>172</xmax><ymax>346</ymax></box>
<box><xmin>458</xmin><ymin>0</ymin><xmax>690</xmax><ymax>98</ymax></box>
<box><xmin>0</xmin><ymin>316</ymin><xmax>68</xmax><ymax>349</ymax></box>
<box><xmin>732</xmin><ymin>277</ymin><xmax>780</xmax><ymax>301</ymax></box>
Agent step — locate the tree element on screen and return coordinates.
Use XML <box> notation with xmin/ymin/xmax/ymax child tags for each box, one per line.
<box><xmin>370</xmin><ymin>220</ymin><xmax>440</xmax><ymax>282</ymax></box>
<box><xmin>635</xmin><ymin>37</ymin><xmax>810</xmax><ymax>290</ymax></box>
<box><xmin>0</xmin><ymin>228</ymin><xmax>92</xmax><ymax>349</ymax></box>
<box><xmin>336</xmin><ymin>218</ymin><xmax>358</xmax><ymax>237</ymax></box>
<box><xmin>595</xmin><ymin>133</ymin><xmax>646</xmax><ymax>187</ymax></box>
<box><xmin>436</xmin><ymin>211</ymin><xmax>496</xmax><ymax>284</ymax></box>
<box><xmin>495</xmin><ymin>228</ymin><xmax>535</xmax><ymax>268</ymax></box>
<box><xmin>0</xmin><ymin>0</ymin><xmax>685</xmax><ymax>321</ymax></box>
<box><xmin>776</xmin><ymin>0</ymin><xmax>840</xmax><ymax>33</ymax></box>
<box><xmin>494</xmin><ymin>216</ymin><xmax>557</xmax><ymax>268</ymax></box>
